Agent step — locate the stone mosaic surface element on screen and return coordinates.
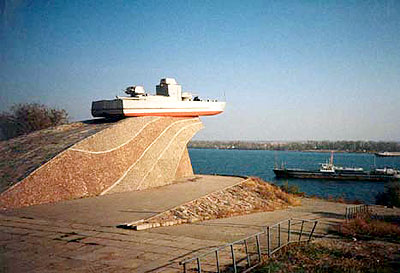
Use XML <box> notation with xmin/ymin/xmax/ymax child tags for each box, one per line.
<box><xmin>0</xmin><ymin>117</ymin><xmax>202</xmax><ymax>209</ymax></box>
<box><xmin>0</xmin><ymin>120</ymin><xmax>114</xmax><ymax>193</ymax></box>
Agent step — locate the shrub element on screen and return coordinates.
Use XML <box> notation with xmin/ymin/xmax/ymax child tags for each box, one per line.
<box><xmin>376</xmin><ymin>182</ymin><xmax>400</xmax><ymax>208</ymax></box>
<box><xmin>280</xmin><ymin>181</ymin><xmax>304</xmax><ymax>196</ymax></box>
<box><xmin>0</xmin><ymin>103</ymin><xmax>68</xmax><ymax>140</ymax></box>
<box><xmin>337</xmin><ymin>216</ymin><xmax>400</xmax><ymax>242</ymax></box>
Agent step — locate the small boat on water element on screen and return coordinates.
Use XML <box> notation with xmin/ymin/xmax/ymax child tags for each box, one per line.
<box><xmin>274</xmin><ymin>152</ymin><xmax>400</xmax><ymax>182</ymax></box>
<box><xmin>375</xmin><ymin>152</ymin><xmax>400</xmax><ymax>157</ymax></box>
<box><xmin>92</xmin><ymin>78</ymin><xmax>226</xmax><ymax>118</ymax></box>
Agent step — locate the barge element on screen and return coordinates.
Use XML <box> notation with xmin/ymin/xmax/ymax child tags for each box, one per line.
<box><xmin>274</xmin><ymin>153</ymin><xmax>400</xmax><ymax>182</ymax></box>
<box><xmin>375</xmin><ymin>152</ymin><xmax>400</xmax><ymax>157</ymax></box>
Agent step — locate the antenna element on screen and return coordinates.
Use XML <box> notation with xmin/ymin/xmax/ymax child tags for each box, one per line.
<box><xmin>223</xmin><ymin>90</ymin><xmax>226</xmax><ymax>102</ymax></box>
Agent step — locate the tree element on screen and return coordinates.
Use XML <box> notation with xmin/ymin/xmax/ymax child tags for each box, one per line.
<box><xmin>376</xmin><ymin>183</ymin><xmax>400</xmax><ymax>208</ymax></box>
<box><xmin>0</xmin><ymin>103</ymin><xmax>69</xmax><ymax>140</ymax></box>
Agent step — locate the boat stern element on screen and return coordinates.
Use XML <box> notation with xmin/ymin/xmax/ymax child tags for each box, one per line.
<box><xmin>91</xmin><ymin>99</ymin><xmax>124</xmax><ymax>118</ymax></box>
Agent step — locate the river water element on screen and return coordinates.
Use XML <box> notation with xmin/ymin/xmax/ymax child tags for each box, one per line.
<box><xmin>188</xmin><ymin>149</ymin><xmax>400</xmax><ymax>204</ymax></box>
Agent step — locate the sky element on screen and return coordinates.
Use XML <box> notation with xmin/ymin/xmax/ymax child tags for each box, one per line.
<box><xmin>1</xmin><ymin>0</ymin><xmax>399</xmax><ymax>141</ymax></box>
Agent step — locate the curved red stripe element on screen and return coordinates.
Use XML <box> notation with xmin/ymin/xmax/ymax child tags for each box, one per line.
<box><xmin>124</xmin><ymin>111</ymin><xmax>223</xmax><ymax>117</ymax></box>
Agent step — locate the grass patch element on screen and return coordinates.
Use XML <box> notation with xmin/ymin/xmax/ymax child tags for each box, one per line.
<box><xmin>254</xmin><ymin>240</ymin><xmax>400</xmax><ymax>273</ymax></box>
<box><xmin>336</xmin><ymin>216</ymin><xmax>400</xmax><ymax>243</ymax></box>
<box><xmin>308</xmin><ymin>194</ymin><xmax>364</xmax><ymax>204</ymax></box>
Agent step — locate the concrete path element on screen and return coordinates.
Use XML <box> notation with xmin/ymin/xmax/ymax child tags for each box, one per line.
<box><xmin>1</xmin><ymin>175</ymin><xmax>244</xmax><ymax>272</ymax></box>
<box><xmin>2</xmin><ymin>174</ymin><xmax>392</xmax><ymax>272</ymax></box>
<box><xmin>0</xmin><ymin>213</ymin><xmax>220</xmax><ymax>272</ymax></box>
<box><xmin>4</xmin><ymin>175</ymin><xmax>243</xmax><ymax>227</ymax></box>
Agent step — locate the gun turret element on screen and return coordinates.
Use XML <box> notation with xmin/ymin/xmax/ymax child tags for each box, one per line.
<box><xmin>125</xmin><ymin>86</ymin><xmax>146</xmax><ymax>97</ymax></box>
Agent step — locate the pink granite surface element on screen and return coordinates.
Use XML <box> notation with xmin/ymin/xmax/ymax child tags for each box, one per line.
<box><xmin>0</xmin><ymin>117</ymin><xmax>202</xmax><ymax>209</ymax></box>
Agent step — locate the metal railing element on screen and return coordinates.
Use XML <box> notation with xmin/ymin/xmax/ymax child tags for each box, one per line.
<box><xmin>179</xmin><ymin>218</ymin><xmax>318</xmax><ymax>273</ymax></box>
<box><xmin>345</xmin><ymin>204</ymin><xmax>370</xmax><ymax>221</ymax></box>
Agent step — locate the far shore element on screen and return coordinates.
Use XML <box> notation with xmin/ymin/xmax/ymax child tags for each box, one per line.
<box><xmin>188</xmin><ymin>147</ymin><xmax>390</xmax><ymax>154</ymax></box>
<box><xmin>188</xmin><ymin>140</ymin><xmax>400</xmax><ymax>154</ymax></box>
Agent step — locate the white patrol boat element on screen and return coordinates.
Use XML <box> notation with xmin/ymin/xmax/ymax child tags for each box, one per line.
<box><xmin>92</xmin><ymin>78</ymin><xmax>226</xmax><ymax>117</ymax></box>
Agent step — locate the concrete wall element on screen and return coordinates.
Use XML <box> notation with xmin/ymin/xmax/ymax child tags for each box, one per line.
<box><xmin>0</xmin><ymin>117</ymin><xmax>203</xmax><ymax>209</ymax></box>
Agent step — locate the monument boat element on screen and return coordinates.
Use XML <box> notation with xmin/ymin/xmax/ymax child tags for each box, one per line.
<box><xmin>274</xmin><ymin>152</ymin><xmax>400</xmax><ymax>182</ymax></box>
<box><xmin>92</xmin><ymin>78</ymin><xmax>226</xmax><ymax>117</ymax></box>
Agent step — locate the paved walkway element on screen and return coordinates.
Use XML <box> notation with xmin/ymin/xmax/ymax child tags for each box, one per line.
<box><xmin>3</xmin><ymin>174</ymin><xmax>395</xmax><ymax>272</ymax></box>
<box><xmin>0</xmin><ymin>213</ymin><xmax>220</xmax><ymax>272</ymax></box>
<box><xmin>1</xmin><ymin>175</ymin><xmax>243</xmax><ymax>272</ymax></box>
<box><xmin>4</xmin><ymin>175</ymin><xmax>243</xmax><ymax>227</ymax></box>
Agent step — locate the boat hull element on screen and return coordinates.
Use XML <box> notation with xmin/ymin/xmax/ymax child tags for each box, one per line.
<box><xmin>92</xmin><ymin>99</ymin><xmax>226</xmax><ymax>118</ymax></box>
